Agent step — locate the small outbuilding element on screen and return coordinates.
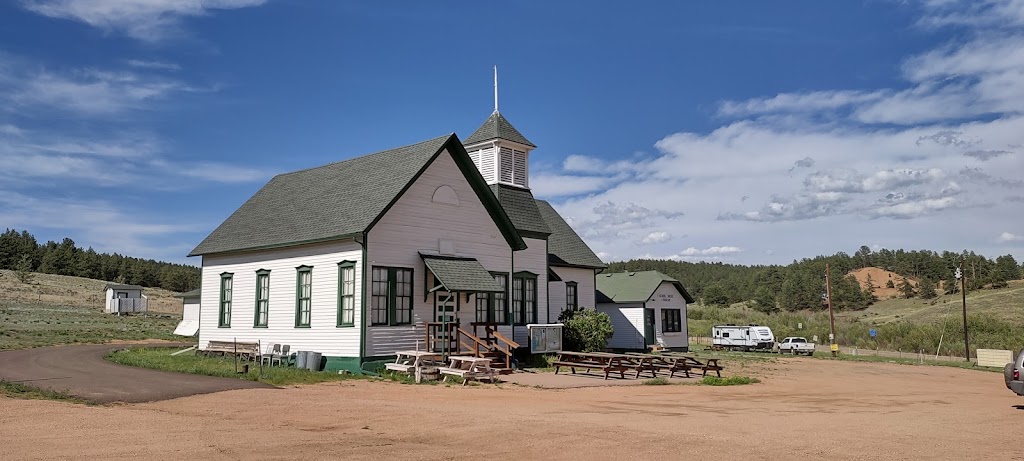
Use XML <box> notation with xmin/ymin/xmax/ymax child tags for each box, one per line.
<box><xmin>595</xmin><ymin>271</ymin><xmax>694</xmax><ymax>352</ymax></box>
<box><xmin>173</xmin><ymin>288</ymin><xmax>201</xmax><ymax>336</ymax></box>
<box><xmin>103</xmin><ymin>283</ymin><xmax>148</xmax><ymax>314</ymax></box>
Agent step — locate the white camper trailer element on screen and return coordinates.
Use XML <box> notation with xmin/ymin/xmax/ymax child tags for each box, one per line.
<box><xmin>712</xmin><ymin>324</ymin><xmax>775</xmax><ymax>351</ymax></box>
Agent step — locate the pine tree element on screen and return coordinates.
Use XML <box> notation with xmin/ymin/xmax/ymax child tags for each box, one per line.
<box><xmin>751</xmin><ymin>286</ymin><xmax>777</xmax><ymax>313</ymax></box>
<box><xmin>898</xmin><ymin>277</ymin><xmax>915</xmax><ymax>299</ymax></box>
<box><xmin>919</xmin><ymin>278</ymin><xmax>938</xmax><ymax>299</ymax></box>
<box><xmin>14</xmin><ymin>254</ymin><xmax>34</xmax><ymax>284</ymax></box>
<box><xmin>886</xmin><ymin>279</ymin><xmax>895</xmax><ymax>289</ymax></box>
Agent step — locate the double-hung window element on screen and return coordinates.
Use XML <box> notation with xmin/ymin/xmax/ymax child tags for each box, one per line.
<box><xmin>565</xmin><ymin>282</ymin><xmax>578</xmax><ymax>310</ymax></box>
<box><xmin>370</xmin><ymin>266</ymin><xmax>413</xmax><ymax>326</ymax></box>
<box><xmin>295</xmin><ymin>266</ymin><xmax>312</xmax><ymax>327</ymax></box>
<box><xmin>337</xmin><ymin>262</ymin><xmax>355</xmax><ymax>327</ymax></box>
<box><xmin>512</xmin><ymin>272</ymin><xmax>537</xmax><ymax>325</ymax></box>
<box><xmin>662</xmin><ymin>308</ymin><xmax>682</xmax><ymax>333</ymax></box>
<box><xmin>475</xmin><ymin>272</ymin><xmax>508</xmax><ymax>324</ymax></box>
<box><xmin>254</xmin><ymin>270</ymin><xmax>269</xmax><ymax>327</ymax></box>
<box><xmin>219</xmin><ymin>273</ymin><xmax>233</xmax><ymax>327</ymax></box>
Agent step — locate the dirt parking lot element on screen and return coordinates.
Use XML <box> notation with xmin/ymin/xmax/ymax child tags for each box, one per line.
<box><xmin>1</xmin><ymin>357</ymin><xmax>1020</xmax><ymax>460</ymax></box>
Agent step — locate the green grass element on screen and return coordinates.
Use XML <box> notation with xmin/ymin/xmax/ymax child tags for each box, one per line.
<box><xmin>699</xmin><ymin>376</ymin><xmax>760</xmax><ymax>386</ymax></box>
<box><xmin>0</xmin><ymin>380</ymin><xmax>93</xmax><ymax>405</ymax></box>
<box><xmin>0</xmin><ymin>302</ymin><xmax>180</xmax><ymax>350</ymax></box>
<box><xmin>106</xmin><ymin>348</ymin><xmax>445</xmax><ymax>386</ymax></box>
<box><xmin>850</xmin><ymin>280</ymin><xmax>1024</xmax><ymax>325</ymax></box>
<box><xmin>643</xmin><ymin>377</ymin><xmax>670</xmax><ymax>385</ymax></box>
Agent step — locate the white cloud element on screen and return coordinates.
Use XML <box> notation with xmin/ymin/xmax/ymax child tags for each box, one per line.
<box><xmin>22</xmin><ymin>0</ymin><xmax>267</xmax><ymax>41</ymax></box>
<box><xmin>640</xmin><ymin>231</ymin><xmax>672</xmax><ymax>245</ymax></box>
<box><xmin>126</xmin><ymin>59</ymin><xmax>181</xmax><ymax>71</ymax></box>
<box><xmin>998</xmin><ymin>232</ymin><xmax>1023</xmax><ymax>242</ymax></box>
<box><xmin>531</xmin><ymin>173</ymin><xmax>610</xmax><ymax>198</ymax></box>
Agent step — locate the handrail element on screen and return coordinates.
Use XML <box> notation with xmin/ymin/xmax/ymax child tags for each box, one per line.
<box><xmin>456</xmin><ymin>327</ymin><xmax>493</xmax><ymax>350</ymax></box>
<box><xmin>492</xmin><ymin>331</ymin><xmax>520</xmax><ymax>350</ymax></box>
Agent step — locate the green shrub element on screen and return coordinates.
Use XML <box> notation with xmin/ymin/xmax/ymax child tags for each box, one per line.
<box><xmin>559</xmin><ymin>307</ymin><xmax>613</xmax><ymax>352</ymax></box>
<box><xmin>700</xmin><ymin>376</ymin><xmax>760</xmax><ymax>386</ymax></box>
<box><xmin>643</xmin><ymin>377</ymin><xmax>670</xmax><ymax>385</ymax></box>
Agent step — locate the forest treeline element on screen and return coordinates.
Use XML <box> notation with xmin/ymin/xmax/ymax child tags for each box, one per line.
<box><xmin>0</xmin><ymin>228</ymin><xmax>200</xmax><ymax>292</ymax></box>
<box><xmin>607</xmin><ymin>246</ymin><xmax>1022</xmax><ymax>313</ymax></box>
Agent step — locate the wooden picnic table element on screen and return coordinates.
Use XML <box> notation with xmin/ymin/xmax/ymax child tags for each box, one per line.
<box><xmin>627</xmin><ymin>353</ymin><xmax>723</xmax><ymax>378</ymax></box>
<box><xmin>385</xmin><ymin>350</ymin><xmax>442</xmax><ymax>374</ymax></box>
<box><xmin>439</xmin><ymin>356</ymin><xmax>497</xmax><ymax>385</ymax></box>
<box><xmin>552</xmin><ymin>351</ymin><xmax>632</xmax><ymax>380</ymax></box>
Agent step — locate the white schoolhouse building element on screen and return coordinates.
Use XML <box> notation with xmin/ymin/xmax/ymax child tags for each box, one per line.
<box><xmin>595</xmin><ymin>271</ymin><xmax>694</xmax><ymax>352</ymax></box>
<box><xmin>189</xmin><ymin>105</ymin><xmax>605</xmax><ymax>373</ymax></box>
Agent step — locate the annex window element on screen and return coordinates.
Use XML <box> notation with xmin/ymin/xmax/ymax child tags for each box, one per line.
<box><xmin>254</xmin><ymin>270</ymin><xmax>269</xmax><ymax>327</ymax></box>
<box><xmin>337</xmin><ymin>261</ymin><xmax>356</xmax><ymax>327</ymax></box>
<box><xmin>475</xmin><ymin>272</ymin><xmax>509</xmax><ymax>324</ymax></box>
<box><xmin>219</xmin><ymin>273</ymin><xmax>233</xmax><ymax>327</ymax></box>
<box><xmin>566</xmin><ymin>282</ymin><xmax>578</xmax><ymax>310</ymax></box>
<box><xmin>371</xmin><ymin>266</ymin><xmax>413</xmax><ymax>326</ymax></box>
<box><xmin>662</xmin><ymin>309</ymin><xmax>682</xmax><ymax>333</ymax></box>
<box><xmin>295</xmin><ymin>266</ymin><xmax>312</xmax><ymax>327</ymax></box>
<box><xmin>512</xmin><ymin>272</ymin><xmax>537</xmax><ymax>325</ymax></box>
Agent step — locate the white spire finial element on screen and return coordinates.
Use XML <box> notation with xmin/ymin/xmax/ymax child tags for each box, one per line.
<box><xmin>493</xmin><ymin>65</ymin><xmax>499</xmax><ymax>113</ymax></box>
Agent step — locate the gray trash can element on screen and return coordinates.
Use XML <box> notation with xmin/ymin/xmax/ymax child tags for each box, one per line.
<box><xmin>294</xmin><ymin>351</ymin><xmax>308</xmax><ymax>369</ymax></box>
<box><xmin>307</xmin><ymin>352</ymin><xmax>322</xmax><ymax>371</ymax></box>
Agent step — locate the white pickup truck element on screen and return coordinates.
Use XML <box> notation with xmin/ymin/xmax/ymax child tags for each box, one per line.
<box><xmin>776</xmin><ymin>337</ymin><xmax>815</xmax><ymax>356</ymax></box>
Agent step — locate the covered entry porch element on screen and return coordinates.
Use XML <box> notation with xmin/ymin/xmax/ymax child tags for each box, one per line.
<box><xmin>420</xmin><ymin>254</ymin><xmax>520</xmax><ymax>372</ymax></box>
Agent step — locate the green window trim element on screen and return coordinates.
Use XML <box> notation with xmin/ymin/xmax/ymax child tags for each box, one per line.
<box><xmin>219</xmin><ymin>272</ymin><xmax>233</xmax><ymax>328</ymax></box>
<box><xmin>337</xmin><ymin>261</ymin><xmax>356</xmax><ymax>327</ymax></box>
<box><xmin>370</xmin><ymin>266</ymin><xmax>413</xmax><ymax>326</ymax></box>
<box><xmin>295</xmin><ymin>265</ymin><xmax>313</xmax><ymax>328</ymax></box>
<box><xmin>254</xmin><ymin>269</ymin><xmax>270</xmax><ymax>328</ymax></box>
<box><xmin>475</xmin><ymin>272</ymin><xmax>509</xmax><ymax>324</ymax></box>
<box><xmin>512</xmin><ymin>271</ymin><xmax>537</xmax><ymax>326</ymax></box>
<box><xmin>566</xmin><ymin>281</ymin><xmax>578</xmax><ymax>310</ymax></box>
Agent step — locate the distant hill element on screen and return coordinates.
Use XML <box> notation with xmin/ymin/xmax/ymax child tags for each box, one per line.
<box><xmin>0</xmin><ymin>270</ymin><xmax>184</xmax><ymax>314</ymax></box>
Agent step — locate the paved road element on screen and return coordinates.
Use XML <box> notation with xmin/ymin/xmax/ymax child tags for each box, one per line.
<box><xmin>0</xmin><ymin>344</ymin><xmax>273</xmax><ymax>403</ymax></box>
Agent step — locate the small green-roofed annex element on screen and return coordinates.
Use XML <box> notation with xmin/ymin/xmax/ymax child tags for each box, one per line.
<box><xmin>596</xmin><ymin>270</ymin><xmax>695</xmax><ymax>304</ymax></box>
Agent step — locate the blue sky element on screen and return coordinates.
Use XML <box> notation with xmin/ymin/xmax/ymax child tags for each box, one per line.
<box><xmin>1</xmin><ymin>1</ymin><xmax>1022</xmax><ymax>266</ymax></box>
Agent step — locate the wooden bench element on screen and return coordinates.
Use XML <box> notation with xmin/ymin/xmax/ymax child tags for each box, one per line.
<box><xmin>440</xmin><ymin>356</ymin><xmax>497</xmax><ymax>385</ymax></box>
<box><xmin>627</xmin><ymin>353</ymin><xmax>724</xmax><ymax>378</ymax></box>
<box><xmin>202</xmin><ymin>341</ymin><xmax>261</xmax><ymax>360</ymax></box>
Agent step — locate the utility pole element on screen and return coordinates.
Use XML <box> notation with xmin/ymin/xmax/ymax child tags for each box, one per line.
<box><xmin>826</xmin><ymin>263</ymin><xmax>836</xmax><ymax>357</ymax></box>
<box><xmin>958</xmin><ymin>256</ymin><xmax>970</xmax><ymax>362</ymax></box>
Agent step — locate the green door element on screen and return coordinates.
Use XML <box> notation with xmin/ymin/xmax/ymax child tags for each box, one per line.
<box><xmin>643</xmin><ymin>308</ymin><xmax>656</xmax><ymax>347</ymax></box>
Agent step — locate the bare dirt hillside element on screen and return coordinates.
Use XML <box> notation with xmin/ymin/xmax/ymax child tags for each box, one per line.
<box><xmin>0</xmin><ymin>270</ymin><xmax>183</xmax><ymax>314</ymax></box>
<box><xmin>848</xmin><ymin>267</ymin><xmax>919</xmax><ymax>300</ymax></box>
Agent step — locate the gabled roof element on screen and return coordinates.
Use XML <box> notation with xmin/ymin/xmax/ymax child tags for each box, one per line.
<box><xmin>104</xmin><ymin>283</ymin><xmax>143</xmax><ymax>291</ymax></box>
<box><xmin>421</xmin><ymin>254</ymin><xmax>504</xmax><ymax>293</ymax></box>
<box><xmin>535</xmin><ymin>200</ymin><xmax>606</xmax><ymax>269</ymax></box>
<box><xmin>189</xmin><ymin>134</ymin><xmax>526</xmax><ymax>256</ymax></box>
<box><xmin>596</xmin><ymin>270</ymin><xmax>695</xmax><ymax>304</ymax></box>
<box><xmin>489</xmin><ymin>184</ymin><xmax>550</xmax><ymax>238</ymax></box>
<box><xmin>464</xmin><ymin>111</ymin><xmax>536</xmax><ymax>148</ymax></box>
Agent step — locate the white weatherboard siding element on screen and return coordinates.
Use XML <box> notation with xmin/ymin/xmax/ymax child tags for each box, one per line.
<box><xmin>366</xmin><ymin>148</ymin><xmax>513</xmax><ymax>357</ymax></box>
<box><xmin>552</xmin><ymin>266</ymin><xmax>596</xmax><ymax>309</ymax></box>
<box><xmin>649</xmin><ymin>282</ymin><xmax>688</xmax><ymax>349</ymax></box>
<box><xmin>548</xmin><ymin>279</ymin><xmax>566</xmax><ymax>318</ymax></box>
<box><xmin>513</xmin><ymin>237</ymin><xmax>548</xmax><ymax>343</ymax></box>
<box><xmin>597</xmin><ymin>303</ymin><xmax>644</xmax><ymax>349</ymax></box>
<box><xmin>198</xmin><ymin>240</ymin><xmax>362</xmax><ymax>358</ymax></box>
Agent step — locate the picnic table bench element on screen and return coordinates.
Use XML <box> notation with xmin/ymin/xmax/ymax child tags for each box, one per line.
<box><xmin>553</xmin><ymin>351</ymin><xmax>632</xmax><ymax>379</ymax></box>
<box><xmin>439</xmin><ymin>356</ymin><xmax>498</xmax><ymax>385</ymax></box>
<box><xmin>626</xmin><ymin>353</ymin><xmax>724</xmax><ymax>378</ymax></box>
<box><xmin>386</xmin><ymin>350</ymin><xmax>443</xmax><ymax>383</ymax></box>
<box><xmin>202</xmin><ymin>340</ymin><xmax>261</xmax><ymax>360</ymax></box>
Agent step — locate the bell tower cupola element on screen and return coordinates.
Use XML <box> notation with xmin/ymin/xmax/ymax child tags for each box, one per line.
<box><xmin>464</xmin><ymin>66</ymin><xmax>536</xmax><ymax>189</ymax></box>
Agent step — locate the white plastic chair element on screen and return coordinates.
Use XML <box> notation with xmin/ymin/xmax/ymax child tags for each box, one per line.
<box><xmin>261</xmin><ymin>343</ymin><xmax>280</xmax><ymax>366</ymax></box>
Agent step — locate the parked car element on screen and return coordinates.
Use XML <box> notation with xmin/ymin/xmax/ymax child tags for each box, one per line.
<box><xmin>776</xmin><ymin>337</ymin><xmax>815</xmax><ymax>356</ymax></box>
<box><xmin>1005</xmin><ymin>349</ymin><xmax>1024</xmax><ymax>396</ymax></box>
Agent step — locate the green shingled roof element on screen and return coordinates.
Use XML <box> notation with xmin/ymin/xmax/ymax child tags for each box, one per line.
<box><xmin>189</xmin><ymin>134</ymin><xmax>525</xmax><ymax>256</ymax></box>
<box><xmin>536</xmin><ymin>200</ymin><xmax>606</xmax><ymax>269</ymax></box>
<box><xmin>176</xmin><ymin>288</ymin><xmax>201</xmax><ymax>299</ymax></box>
<box><xmin>464</xmin><ymin>111</ymin><xmax>536</xmax><ymax>148</ymax></box>
<box><xmin>596</xmin><ymin>270</ymin><xmax>695</xmax><ymax>304</ymax></box>
<box><xmin>421</xmin><ymin>254</ymin><xmax>504</xmax><ymax>293</ymax></box>
<box><xmin>489</xmin><ymin>184</ymin><xmax>550</xmax><ymax>237</ymax></box>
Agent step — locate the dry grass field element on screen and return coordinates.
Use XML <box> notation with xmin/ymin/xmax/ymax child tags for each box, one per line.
<box><xmin>0</xmin><ymin>270</ymin><xmax>185</xmax><ymax>314</ymax></box>
<box><xmin>841</xmin><ymin>279</ymin><xmax>1024</xmax><ymax>325</ymax></box>
<box><xmin>1</xmin><ymin>356</ymin><xmax>1019</xmax><ymax>460</ymax></box>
